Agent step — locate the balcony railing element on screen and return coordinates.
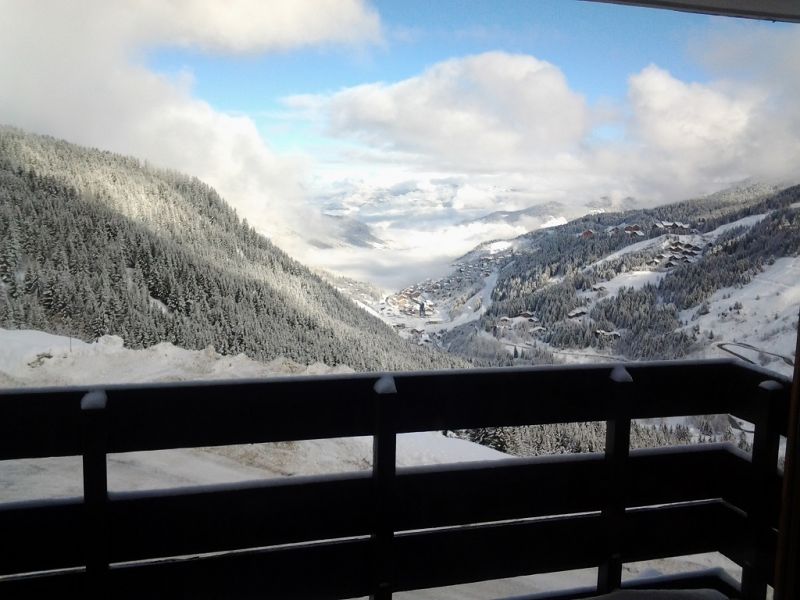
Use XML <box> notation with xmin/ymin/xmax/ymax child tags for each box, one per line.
<box><xmin>0</xmin><ymin>359</ymin><xmax>791</xmax><ymax>599</ymax></box>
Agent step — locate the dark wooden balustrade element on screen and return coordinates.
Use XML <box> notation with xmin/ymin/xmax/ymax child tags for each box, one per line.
<box><xmin>0</xmin><ymin>359</ymin><xmax>791</xmax><ymax>599</ymax></box>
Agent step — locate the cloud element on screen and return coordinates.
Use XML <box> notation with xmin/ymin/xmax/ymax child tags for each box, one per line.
<box><xmin>305</xmin><ymin>217</ymin><xmax>540</xmax><ymax>290</ymax></box>
<box><xmin>620</xmin><ymin>52</ymin><xmax>800</xmax><ymax>193</ymax></box>
<box><xmin>628</xmin><ymin>65</ymin><xmax>756</xmax><ymax>164</ymax></box>
<box><xmin>0</xmin><ymin>0</ymin><xmax>381</xmax><ymax>250</ymax></box>
<box><xmin>690</xmin><ymin>25</ymin><xmax>800</xmax><ymax>180</ymax></box>
<box><xmin>308</xmin><ymin>52</ymin><xmax>590</xmax><ymax>172</ymax></box>
<box><xmin>137</xmin><ymin>0</ymin><xmax>382</xmax><ymax>53</ymax></box>
<box><xmin>304</xmin><ymin>38</ymin><xmax>800</xmax><ymax>211</ymax></box>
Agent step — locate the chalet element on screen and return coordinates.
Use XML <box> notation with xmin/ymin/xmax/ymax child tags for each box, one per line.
<box><xmin>595</xmin><ymin>329</ymin><xmax>621</xmax><ymax>339</ymax></box>
<box><xmin>580</xmin><ymin>229</ymin><xmax>595</xmax><ymax>239</ymax></box>
<box><xmin>567</xmin><ymin>307</ymin><xmax>588</xmax><ymax>319</ymax></box>
<box><xmin>624</xmin><ymin>224</ymin><xmax>641</xmax><ymax>233</ymax></box>
<box><xmin>529</xmin><ymin>325</ymin><xmax>546</xmax><ymax>334</ymax></box>
<box><xmin>518</xmin><ymin>311</ymin><xmax>536</xmax><ymax>319</ymax></box>
<box><xmin>658</xmin><ymin>220</ymin><xmax>692</xmax><ymax>232</ymax></box>
<box><xmin>665</xmin><ymin>260</ymin><xmax>677</xmax><ymax>268</ymax></box>
<box><xmin>591</xmin><ymin>285</ymin><xmax>607</xmax><ymax>292</ymax></box>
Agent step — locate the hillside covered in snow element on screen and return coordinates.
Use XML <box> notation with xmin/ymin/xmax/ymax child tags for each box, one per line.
<box><xmin>0</xmin><ymin>127</ymin><xmax>465</xmax><ymax>372</ymax></box>
<box><xmin>360</xmin><ymin>183</ymin><xmax>800</xmax><ymax>376</ymax></box>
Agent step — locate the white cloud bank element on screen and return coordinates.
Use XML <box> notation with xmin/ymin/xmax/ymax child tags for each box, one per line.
<box><xmin>322</xmin><ymin>52</ymin><xmax>589</xmax><ymax>171</ymax></box>
<box><xmin>0</xmin><ymin>0</ymin><xmax>381</xmax><ymax>255</ymax></box>
<box><xmin>300</xmin><ymin>44</ymin><xmax>800</xmax><ymax>209</ymax></box>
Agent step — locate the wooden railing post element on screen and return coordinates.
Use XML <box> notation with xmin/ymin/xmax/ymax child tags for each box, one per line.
<box><xmin>598</xmin><ymin>365</ymin><xmax>633</xmax><ymax>594</ymax></box>
<box><xmin>371</xmin><ymin>375</ymin><xmax>397</xmax><ymax>600</ymax></box>
<box><xmin>742</xmin><ymin>380</ymin><xmax>783</xmax><ymax>600</ymax></box>
<box><xmin>81</xmin><ymin>390</ymin><xmax>109</xmax><ymax>597</ymax></box>
<box><xmin>776</xmin><ymin>311</ymin><xmax>800</xmax><ymax>600</ymax></box>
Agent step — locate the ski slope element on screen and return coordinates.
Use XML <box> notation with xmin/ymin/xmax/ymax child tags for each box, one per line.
<box><xmin>684</xmin><ymin>256</ymin><xmax>800</xmax><ymax>377</ymax></box>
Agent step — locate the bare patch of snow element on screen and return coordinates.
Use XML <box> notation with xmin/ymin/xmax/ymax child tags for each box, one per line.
<box><xmin>600</xmin><ymin>270</ymin><xmax>666</xmax><ymax>296</ymax></box>
<box><xmin>148</xmin><ymin>296</ymin><xmax>170</xmax><ymax>314</ymax></box>
<box><xmin>708</xmin><ymin>212</ymin><xmax>768</xmax><ymax>237</ymax></box>
<box><xmin>485</xmin><ymin>240</ymin><xmax>512</xmax><ymax>254</ymax></box>
<box><xmin>593</xmin><ymin>235</ymin><xmax>668</xmax><ymax>267</ymax></box>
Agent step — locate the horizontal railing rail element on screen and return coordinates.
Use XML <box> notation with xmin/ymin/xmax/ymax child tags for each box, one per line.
<box><xmin>0</xmin><ymin>359</ymin><xmax>791</xmax><ymax>599</ymax></box>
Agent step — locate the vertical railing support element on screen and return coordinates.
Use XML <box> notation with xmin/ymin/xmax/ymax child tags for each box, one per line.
<box><xmin>81</xmin><ymin>390</ymin><xmax>109</xmax><ymax>597</ymax></box>
<box><xmin>598</xmin><ymin>365</ymin><xmax>633</xmax><ymax>594</ymax></box>
<box><xmin>742</xmin><ymin>379</ymin><xmax>783</xmax><ymax>600</ymax></box>
<box><xmin>776</xmin><ymin>309</ymin><xmax>800</xmax><ymax>600</ymax></box>
<box><xmin>371</xmin><ymin>375</ymin><xmax>397</xmax><ymax>600</ymax></box>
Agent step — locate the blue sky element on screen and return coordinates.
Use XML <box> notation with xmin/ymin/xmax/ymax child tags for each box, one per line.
<box><xmin>147</xmin><ymin>1</ymin><xmax>714</xmax><ymax>125</ymax></box>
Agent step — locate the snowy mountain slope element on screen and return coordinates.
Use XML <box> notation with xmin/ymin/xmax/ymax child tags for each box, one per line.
<box><xmin>683</xmin><ymin>256</ymin><xmax>800</xmax><ymax>377</ymax></box>
<box><xmin>590</xmin><ymin>211</ymin><xmax>769</xmax><ymax>269</ymax></box>
<box><xmin>349</xmin><ymin>182</ymin><xmax>800</xmax><ymax>372</ymax></box>
<box><xmin>557</xmin><ymin>210</ymin><xmax>795</xmax><ymax>369</ymax></box>
<box><xmin>0</xmin><ymin>126</ymin><xmax>465</xmax><ymax>371</ymax></box>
